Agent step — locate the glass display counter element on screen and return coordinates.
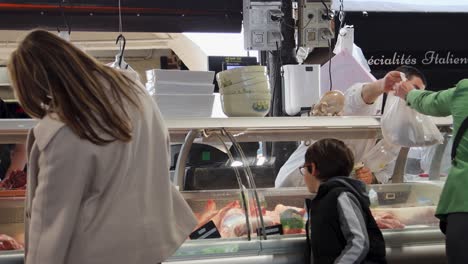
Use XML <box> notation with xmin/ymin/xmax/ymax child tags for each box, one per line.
<box><xmin>0</xmin><ymin>116</ymin><xmax>452</xmax><ymax>264</ymax></box>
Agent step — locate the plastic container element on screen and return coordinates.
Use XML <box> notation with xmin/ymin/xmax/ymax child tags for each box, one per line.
<box><xmin>220</xmin><ymin>80</ymin><xmax>270</xmax><ymax>95</ymax></box>
<box><xmin>154</xmin><ymin>81</ymin><xmax>214</xmax><ymax>94</ymax></box>
<box><xmin>146</xmin><ymin>69</ymin><xmax>215</xmax><ymax>84</ymax></box>
<box><xmin>154</xmin><ymin>94</ymin><xmax>215</xmax><ymax>118</ymax></box>
<box><xmin>221</xmin><ymin>93</ymin><xmax>271</xmax><ymax>117</ymax></box>
<box><xmin>216</xmin><ymin>66</ymin><xmax>267</xmax><ymax>89</ymax></box>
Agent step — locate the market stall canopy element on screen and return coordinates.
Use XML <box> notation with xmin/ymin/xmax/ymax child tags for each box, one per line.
<box><xmin>0</xmin><ymin>30</ymin><xmax>253</xmax><ymax>71</ymax></box>
<box><xmin>0</xmin><ymin>0</ymin><xmax>242</xmax><ymax>32</ymax></box>
<box><xmin>332</xmin><ymin>0</ymin><xmax>468</xmax><ymax>13</ymax></box>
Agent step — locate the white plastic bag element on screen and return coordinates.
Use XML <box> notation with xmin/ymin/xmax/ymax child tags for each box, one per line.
<box><xmin>381</xmin><ymin>94</ymin><xmax>443</xmax><ymax>147</ymax></box>
<box><xmin>362</xmin><ymin>139</ymin><xmax>400</xmax><ymax>174</ymax></box>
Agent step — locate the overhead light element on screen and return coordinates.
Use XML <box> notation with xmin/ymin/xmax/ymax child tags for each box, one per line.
<box><xmin>256</xmin><ymin>156</ymin><xmax>266</xmax><ymax>166</ymax></box>
<box><xmin>231</xmin><ymin>161</ymin><xmax>243</xmax><ymax>167</ymax></box>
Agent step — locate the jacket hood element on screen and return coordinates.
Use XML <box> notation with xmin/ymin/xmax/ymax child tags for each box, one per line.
<box><xmin>317</xmin><ymin>176</ymin><xmax>370</xmax><ymax>206</ymax></box>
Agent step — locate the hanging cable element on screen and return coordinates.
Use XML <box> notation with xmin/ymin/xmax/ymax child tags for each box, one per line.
<box><xmin>280</xmin><ymin>17</ymin><xmax>312</xmax><ymax>31</ymax></box>
<box><xmin>57</xmin><ymin>0</ymin><xmax>71</xmax><ymax>35</ymax></box>
<box><xmin>118</xmin><ymin>0</ymin><xmax>123</xmax><ymax>34</ymax></box>
<box><xmin>328</xmin><ymin>38</ymin><xmax>333</xmax><ymax>91</ymax></box>
<box><xmin>320</xmin><ymin>0</ymin><xmax>333</xmax><ymax>21</ymax></box>
<box><xmin>338</xmin><ymin>0</ymin><xmax>345</xmax><ymax>31</ymax></box>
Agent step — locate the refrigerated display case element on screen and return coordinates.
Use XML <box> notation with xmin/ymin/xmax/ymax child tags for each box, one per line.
<box><xmin>0</xmin><ymin>116</ymin><xmax>452</xmax><ymax>264</ymax></box>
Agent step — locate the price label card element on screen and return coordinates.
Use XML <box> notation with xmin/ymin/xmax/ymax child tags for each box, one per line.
<box><xmin>190</xmin><ymin>220</ymin><xmax>221</xmax><ymax>240</ymax></box>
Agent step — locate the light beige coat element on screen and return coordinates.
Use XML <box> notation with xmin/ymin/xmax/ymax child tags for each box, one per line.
<box><xmin>24</xmin><ymin>76</ymin><xmax>197</xmax><ymax>264</ymax></box>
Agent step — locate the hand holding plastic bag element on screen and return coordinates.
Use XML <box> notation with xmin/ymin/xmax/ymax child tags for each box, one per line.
<box><xmin>381</xmin><ymin>94</ymin><xmax>443</xmax><ymax>147</ymax></box>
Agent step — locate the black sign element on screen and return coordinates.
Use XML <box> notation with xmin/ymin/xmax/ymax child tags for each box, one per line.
<box><xmin>341</xmin><ymin>12</ymin><xmax>468</xmax><ymax>91</ymax></box>
<box><xmin>189</xmin><ymin>220</ymin><xmax>221</xmax><ymax>240</ymax></box>
<box><xmin>365</xmin><ymin>50</ymin><xmax>468</xmax><ymax>70</ymax></box>
<box><xmin>256</xmin><ymin>224</ymin><xmax>284</xmax><ymax>236</ymax></box>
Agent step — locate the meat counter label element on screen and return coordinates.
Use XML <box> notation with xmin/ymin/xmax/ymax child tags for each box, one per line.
<box><xmin>256</xmin><ymin>224</ymin><xmax>284</xmax><ymax>236</ymax></box>
<box><xmin>189</xmin><ymin>220</ymin><xmax>221</xmax><ymax>240</ymax></box>
<box><xmin>367</xmin><ymin>51</ymin><xmax>468</xmax><ymax>66</ymax></box>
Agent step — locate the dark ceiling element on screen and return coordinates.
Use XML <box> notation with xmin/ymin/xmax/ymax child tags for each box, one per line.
<box><xmin>0</xmin><ymin>0</ymin><xmax>243</xmax><ymax>32</ymax></box>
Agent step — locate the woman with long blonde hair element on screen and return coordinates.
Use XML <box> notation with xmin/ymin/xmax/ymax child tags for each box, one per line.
<box><xmin>9</xmin><ymin>30</ymin><xmax>197</xmax><ymax>264</ymax></box>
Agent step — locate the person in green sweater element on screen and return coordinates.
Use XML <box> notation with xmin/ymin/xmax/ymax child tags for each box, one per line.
<box><xmin>395</xmin><ymin>79</ymin><xmax>468</xmax><ymax>264</ymax></box>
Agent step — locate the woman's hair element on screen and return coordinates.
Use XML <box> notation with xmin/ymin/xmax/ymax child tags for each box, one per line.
<box><xmin>8</xmin><ymin>30</ymin><xmax>143</xmax><ymax>145</ymax></box>
<box><xmin>304</xmin><ymin>138</ymin><xmax>354</xmax><ymax>181</ymax></box>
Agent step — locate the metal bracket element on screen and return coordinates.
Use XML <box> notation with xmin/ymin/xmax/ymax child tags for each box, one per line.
<box><xmin>392</xmin><ymin>147</ymin><xmax>410</xmax><ymax>183</ymax></box>
<box><xmin>429</xmin><ymin>133</ymin><xmax>451</xmax><ymax>181</ymax></box>
<box><xmin>175</xmin><ymin>129</ymin><xmax>200</xmax><ymax>191</ymax></box>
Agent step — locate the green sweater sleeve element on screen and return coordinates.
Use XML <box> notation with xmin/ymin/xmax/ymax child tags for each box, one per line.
<box><xmin>406</xmin><ymin>88</ymin><xmax>455</xmax><ymax>117</ymax></box>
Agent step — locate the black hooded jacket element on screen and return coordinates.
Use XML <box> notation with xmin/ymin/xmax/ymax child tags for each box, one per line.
<box><xmin>305</xmin><ymin>177</ymin><xmax>386</xmax><ymax>264</ymax></box>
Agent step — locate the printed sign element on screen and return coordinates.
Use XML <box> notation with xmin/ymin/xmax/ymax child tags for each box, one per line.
<box><xmin>190</xmin><ymin>220</ymin><xmax>221</xmax><ymax>240</ymax></box>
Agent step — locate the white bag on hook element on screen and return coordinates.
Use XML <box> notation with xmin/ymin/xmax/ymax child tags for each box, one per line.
<box><xmin>320</xmin><ymin>24</ymin><xmax>374</xmax><ymax>95</ymax></box>
<box><xmin>333</xmin><ymin>25</ymin><xmax>371</xmax><ymax>72</ymax></box>
<box><xmin>107</xmin><ymin>58</ymin><xmax>140</xmax><ymax>83</ymax></box>
<box><xmin>107</xmin><ymin>34</ymin><xmax>140</xmax><ymax>81</ymax></box>
<box><xmin>381</xmin><ymin>94</ymin><xmax>444</xmax><ymax>147</ymax></box>
<box><xmin>333</xmin><ymin>26</ymin><xmax>354</xmax><ymax>54</ymax></box>
<box><xmin>109</xmin><ymin>54</ymin><xmax>132</xmax><ymax>71</ymax></box>
<box><xmin>57</xmin><ymin>31</ymin><xmax>70</xmax><ymax>42</ymax></box>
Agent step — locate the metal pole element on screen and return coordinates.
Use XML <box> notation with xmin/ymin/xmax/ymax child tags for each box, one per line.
<box><xmin>392</xmin><ymin>147</ymin><xmax>410</xmax><ymax>183</ymax></box>
<box><xmin>429</xmin><ymin>134</ymin><xmax>451</xmax><ymax>181</ymax></box>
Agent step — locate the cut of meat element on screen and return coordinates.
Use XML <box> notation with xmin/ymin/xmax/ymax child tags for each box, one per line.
<box><xmin>220</xmin><ymin>208</ymin><xmax>246</xmax><ymax>237</ymax></box>
<box><xmin>221</xmin><ymin>210</ymin><xmax>277</xmax><ymax>237</ymax></box>
<box><xmin>371</xmin><ymin>206</ymin><xmax>437</xmax><ymax>228</ymax></box>
<box><xmin>0</xmin><ymin>234</ymin><xmax>23</xmax><ymax>250</ymax></box>
<box><xmin>372</xmin><ymin>211</ymin><xmax>405</xmax><ymax>229</ymax></box>
<box><xmin>194</xmin><ymin>199</ymin><xmax>438</xmax><ymax>237</ymax></box>
<box><xmin>193</xmin><ymin>200</ymin><xmax>310</xmax><ymax>237</ymax></box>
<box><xmin>210</xmin><ymin>200</ymin><xmax>240</xmax><ymax>229</ymax></box>
<box><xmin>274</xmin><ymin>204</ymin><xmax>306</xmax><ymax>217</ymax></box>
<box><xmin>264</xmin><ymin>210</ymin><xmax>280</xmax><ymax>225</ymax></box>
<box><xmin>0</xmin><ymin>170</ymin><xmax>27</xmax><ymax>190</ymax></box>
<box><xmin>194</xmin><ymin>199</ymin><xmax>219</xmax><ymax>229</ymax></box>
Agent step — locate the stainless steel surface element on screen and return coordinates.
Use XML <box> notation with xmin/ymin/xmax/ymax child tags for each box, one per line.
<box><xmin>383</xmin><ymin>228</ymin><xmax>444</xmax><ymax>247</ymax></box>
<box><xmin>171</xmin><ymin>128</ymin><xmax>382</xmax><ymax>143</ymax></box>
<box><xmin>429</xmin><ymin>134</ymin><xmax>451</xmax><ymax>181</ymax></box>
<box><xmin>0</xmin><ymin>237</ymin><xmax>446</xmax><ymax>264</ymax></box>
<box><xmin>167</xmin><ymin>239</ymin><xmax>262</xmax><ymax>262</ymax></box>
<box><xmin>392</xmin><ymin>147</ymin><xmax>410</xmax><ymax>183</ymax></box>
<box><xmin>165</xmin><ymin>254</ymin><xmax>303</xmax><ymax>264</ymax></box>
<box><xmin>0</xmin><ymin>251</ymin><xmax>23</xmax><ymax>264</ymax></box>
<box><xmin>0</xmin><ymin>116</ymin><xmax>453</xmax><ymax>144</ymax></box>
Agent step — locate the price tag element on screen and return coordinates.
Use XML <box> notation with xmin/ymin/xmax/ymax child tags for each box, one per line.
<box><xmin>256</xmin><ymin>224</ymin><xmax>284</xmax><ymax>236</ymax></box>
<box><xmin>189</xmin><ymin>220</ymin><xmax>221</xmax><ymax>240</ymax></box>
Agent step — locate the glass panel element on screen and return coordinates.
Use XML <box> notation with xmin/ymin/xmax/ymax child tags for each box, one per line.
<box><xmin>369</xmin><ymin>182</ymin><xmax>442</xmax><ymax>229</ymax></box>
<box><xmin>0</xmin><ymin>143</ymin><xmax>27</xmax><ymax>251</ymax></box>
<box><xmin>174</xmin><ymin>141</ymin><xmax>300</xmax><ymax>191</ymax></box>
<box><xmin>404</xmin><ymin>133</ymin><xmax>452</xmax><ymax>182</ymax></box>
<box><xmin>173</xmin><ymin>134</ymin><xmax>450</xmax><ymax>243</ymax></box>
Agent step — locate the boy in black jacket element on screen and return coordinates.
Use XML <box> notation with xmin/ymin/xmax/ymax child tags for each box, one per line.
<box><xmin>302</xmin><ymin>138</ymin><xmax>386</xmax><ymax>264</ymax></box>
